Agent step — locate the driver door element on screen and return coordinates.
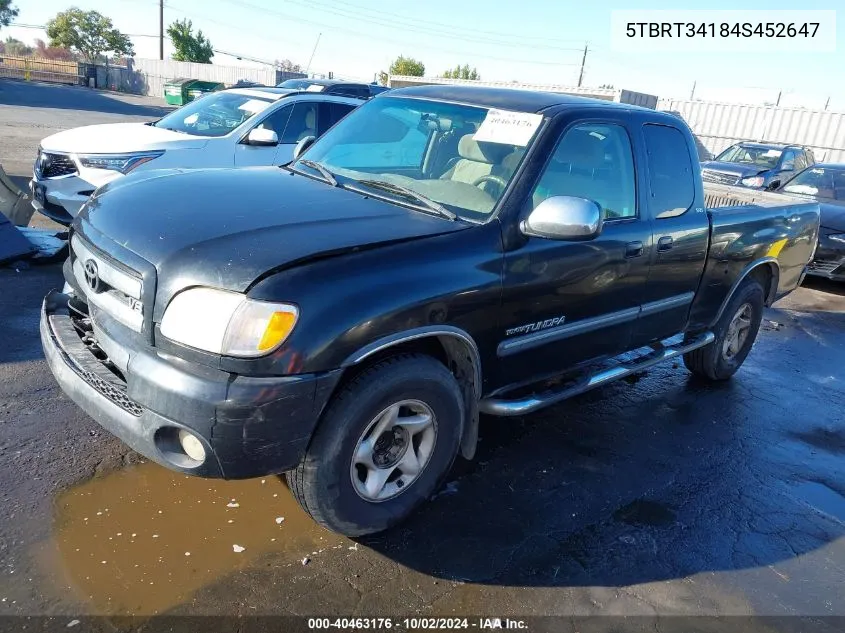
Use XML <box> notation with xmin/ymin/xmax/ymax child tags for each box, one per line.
<box><xmin>234</xmin><ymin>104</ymin><xmax>293</xmax><ymax>167</ymax></box>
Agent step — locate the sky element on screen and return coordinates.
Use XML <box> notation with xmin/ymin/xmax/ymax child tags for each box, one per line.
<box><xmin>4</xmin><ymin>0</ymin><xmax>843</xmax><ymax>110</ymax></box>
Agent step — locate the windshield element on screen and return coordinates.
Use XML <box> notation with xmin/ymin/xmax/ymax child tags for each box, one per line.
<box><xmin>781</xmin><ymin>166</ymin><xmax>845</xmax><ymax>200</ymax></box>
<box><xmin>295</xmin><ymin>96</ymin><xmax>542</xmax><ymax>220</ymax></box>
<box><xmin>154</xmin><ymin>92</ymin><xmax>274</xmax><ymax>137</ymax></box>
<box><xmin>715</xmin><ymin>144</ymin><xmax>783</xmax><ymax>168</ymax></box>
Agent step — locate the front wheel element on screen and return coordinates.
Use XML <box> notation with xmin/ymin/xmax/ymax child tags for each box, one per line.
<box><xmin>287</xmin><ymin>354</ymin><xmax>464</xmax><ymax>536</ymax></box>
<box><xmin>683</xmin><ymin>277</ymin><xmax>764</xmax><ymax>381</ymax></box>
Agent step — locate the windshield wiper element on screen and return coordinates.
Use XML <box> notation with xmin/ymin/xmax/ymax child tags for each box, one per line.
<box><xmin>298</xmin><ymin>159</ymin><xmax>338</xmax><ymax>187</ymax></box>
<box><xmin>355</xmin><ymin>179</ymin><xmax>456</xmax><ymax>220</ymax></box>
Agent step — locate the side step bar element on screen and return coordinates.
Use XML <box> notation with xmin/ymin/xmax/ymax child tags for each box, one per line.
<box><xmin>479</xmin><ymin>331</ymin><xmax>715</xmax><ymax>417</ymax></box>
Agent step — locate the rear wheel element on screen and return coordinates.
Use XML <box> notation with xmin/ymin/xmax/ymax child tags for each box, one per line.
<box><xmin>287</xmin><ymin>354</ymin><xmax>463</xmax><ymax>536</ymax></box>
<box><xmin>683</xmin><ymin>277</ymin><xmax>764</xmax><ymax>381</ymax></box>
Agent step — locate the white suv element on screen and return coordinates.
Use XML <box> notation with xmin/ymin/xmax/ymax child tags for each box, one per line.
<box><xmin>30</xmin><ymin>87</ymin><xmax>361</xmax><ymax>225</ymax></box>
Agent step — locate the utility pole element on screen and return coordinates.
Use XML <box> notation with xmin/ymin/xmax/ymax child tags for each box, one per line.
<box><xmin>159</xmin><ymin>0</ymin><xmax>164</xmax><ymax>60</ymax></box>
<box><xmin>690</xmin><ymin>81</ymin><xmax>696</xmax><ymax>100</ymax></box>
<box><xmin>775</xmin><ymin>90</ymin><xmax>782</xmax><ymax>107</ymax></box>
<box><xmin>824</xmin><ymin>96</ymin><xmax>830</xmax><ymax>110</ymax></box>
<box><xmin>577</xmin><ymin>44</ymin><xmax>587</xmax><ymax>87</ymax></box>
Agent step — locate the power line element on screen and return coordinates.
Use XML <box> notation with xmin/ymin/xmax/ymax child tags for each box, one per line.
<box><xmin>220</xmin><ymin>0</ymin><xmax>583</xmax><ymax>66</ymax></box>
<box><xmin>281</xmin><ymin>0</ymin><xmax>584</xmax><ymax>52</ymax></box>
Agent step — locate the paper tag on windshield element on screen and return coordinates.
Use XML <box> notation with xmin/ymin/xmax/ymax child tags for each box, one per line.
<box><xmin>306</xmin><ymin>84</ymin><xmax>325</xmax><ymax>92</ymax></box>
<box><xmin>238</xmin><ymin>99</ymin><xmax>269</xmax><ymax>114</ymax></box>
<box><xmin>474</xmin><ymin>109</ymin><xmax>542</xmax><ymax>146</ymax></box>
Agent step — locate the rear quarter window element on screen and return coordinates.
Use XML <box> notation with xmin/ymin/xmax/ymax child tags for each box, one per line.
<box><xmin>643</xmin><ymin>124</ymin><xmax>695</xmax><ymax>219</ymax></box>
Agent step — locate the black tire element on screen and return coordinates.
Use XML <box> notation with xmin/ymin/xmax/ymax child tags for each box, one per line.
<box><xmin>683</xmin><ymin>277</ymin><xmax>765</xmax><ymax>381</ymax></box>
<box><xmin>287</xmin><ymin>354</ymin><xmax>464</xmax><ymax>536</ymax></box>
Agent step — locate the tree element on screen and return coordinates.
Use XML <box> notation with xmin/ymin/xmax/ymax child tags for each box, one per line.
<box><xmin>46</xmin><ymin>8</ymin><xmax>134</xmax><ymax>62</ymax></box>
<box><xmin>274</xmin><ymin>58</ymin><xmax>301</xmax><ymax>73</ymax></box>
<box><xmin>388</xmin><ymin>55</ymin><xmax>424</xmax><ymax>77</ymax></box>
<box><xmin>0</xmin><ymin>0</ymin><xmax>18</xmax><ymax>30</ymax></box>
<box><xmin>167</xmin><ymin>19</ymin><xmax>213</xmax><ymax>63</ymax></box>
<box><xmin>2</xmin><ymin>36</ymin><xmax>32</xmax><ymax>56</ymax></box>
<box><xmin>35</xmin><ymin>38</ymin><xmax>76</xmax><ymax>60</ymax></box>
<box><xmin>441</xmin><ymin>64</ymin><xmax>479</xmax><ymax>80</ymax></box>
<box><xmin>598</xmin><ymin>83</ymin><xmax>615</xmax><ymax>89</ymax></box>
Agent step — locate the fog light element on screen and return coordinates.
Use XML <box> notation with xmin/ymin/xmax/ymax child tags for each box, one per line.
<box><xmin>178</xmin><ymin>429</ymin><xmax>206</xmax><ymax>462</ymax></box>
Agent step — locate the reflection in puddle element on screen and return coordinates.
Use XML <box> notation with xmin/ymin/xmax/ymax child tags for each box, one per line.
<box><xmin>47</xmin><ymin>462</ymin><xmax>343</xmax><ymax>614</ymax></box>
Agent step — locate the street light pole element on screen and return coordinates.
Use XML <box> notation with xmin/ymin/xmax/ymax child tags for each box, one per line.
<box><xmin>159</xmin><ymin>0</ymin><xmax>164</xmax><ymax>60</ymax></box>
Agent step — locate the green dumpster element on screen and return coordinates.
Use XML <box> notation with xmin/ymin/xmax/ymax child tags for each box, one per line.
<box><xmin>163</xmin><ymin>78</ymin><xmax>194</xmax><ymax>106</ymax></box>
<box><xmin>163</xmin><ymin>79</ymin><xmax>223</xmax><ymax>106</ymax></box>
<box><xmin>186</xmin><ymin>80</ymin><xmax>224</xmax><ymax>102</ymax></box>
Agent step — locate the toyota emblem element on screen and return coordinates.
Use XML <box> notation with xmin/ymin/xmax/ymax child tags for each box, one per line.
<box><xmin>83</xmin><ymin>259</ymin><xmax>101</xmax><ymax>293</ymax></box>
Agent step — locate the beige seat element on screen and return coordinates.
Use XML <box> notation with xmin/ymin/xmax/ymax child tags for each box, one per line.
<box><xmin>441</xmin><ymin>134</ymin><xmax>510</xmax><ymax>187</ymax></box>
<box><xmin>296</xmin><ymin>107</ymin><xmax>317</xmax><ymax>142</ymax></box>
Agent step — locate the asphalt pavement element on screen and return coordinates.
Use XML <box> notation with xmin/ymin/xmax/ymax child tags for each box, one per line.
<box><xmin>1</xmin><ymin>80</ymin><xmax>844</xmax><ymax>630</ymax></box>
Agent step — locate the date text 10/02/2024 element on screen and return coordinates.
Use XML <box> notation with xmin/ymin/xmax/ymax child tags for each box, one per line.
<box><xmin>306</xmin><ymin>618</ymin><xmax>529</xmax><ymax>630</ymax></box>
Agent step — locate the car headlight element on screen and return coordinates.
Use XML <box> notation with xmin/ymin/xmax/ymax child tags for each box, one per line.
<box><xmin>740</xmin><ymin>175</ymin><xmax>765</xmax><ymax>188</ymax></box>
<box><xmin>160</xmin><ymin>287</ymin><xmax>298</xmax><ymax>357</ymax></box>
<box><xmin>77</xmin><ymin>151</ymin><xmax>164</xmax><ymax>174</ymax></box>
<box><xmin>829</xmin><ymin>233</ymin><xmax>845</xmax><ymax>244</ymax></box>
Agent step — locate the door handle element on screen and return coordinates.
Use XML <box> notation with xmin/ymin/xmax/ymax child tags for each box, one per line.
<box><xmin>625</xmin><ymin>241</ymin><xmax>644</xmax><ymax>258</ymax></box>
<box><xmin>657</xmin><ymin>236</ymin><xmax>674</xmax><ymax>252</ymax></box>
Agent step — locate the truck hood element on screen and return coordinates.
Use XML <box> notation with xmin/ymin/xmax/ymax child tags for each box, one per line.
<box><xmin>41</xmin><ymin>122</ymin><xmax>208</xmax><ymax>153</ymax></box>
<box><xmin>700</xmin><ymin>161</ymin><xmax>768</xmax><ymax>178</ymax></box>
<box><xmin>76</xmin><ymin>167</ymin><xmax>469</xmax><ymax>310</ymax></box>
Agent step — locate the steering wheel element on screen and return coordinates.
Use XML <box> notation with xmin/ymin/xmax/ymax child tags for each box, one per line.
<box><xmin>472</xmin><ymin>174</ymin><xmax>508</xmax><ymax>196</ymax></box>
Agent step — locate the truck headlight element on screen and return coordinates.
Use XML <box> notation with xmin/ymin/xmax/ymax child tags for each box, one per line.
<box><xmin>77</xmin><ymin>151</ymin><xmax>164</xmax><ymax>174</ymax></box>
<box><xmin>160</xmin><ymin>287</ymin><xmax>298</xmax><ymax>357</ymax></box>
<box><xmin>740</xmin><ymin>175</ymin><xmax>765</xmax><ymax>188</ymax></box>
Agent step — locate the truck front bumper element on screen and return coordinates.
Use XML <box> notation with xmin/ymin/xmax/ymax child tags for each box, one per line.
<box><xmin>40</xmin><ymin>291</ymin><xmax>341</xmax><ymax>479</ymax></box>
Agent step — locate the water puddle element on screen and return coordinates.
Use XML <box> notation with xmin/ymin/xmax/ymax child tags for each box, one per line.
<box><xmin>43</xmin><ymin>462</ymin><xmax>343</xmax><ymax>614</ymax></box>
<box><xmin>792</xmin><ymin>480</ymin><xmax>845</xmax><ymax>523</ymax></box>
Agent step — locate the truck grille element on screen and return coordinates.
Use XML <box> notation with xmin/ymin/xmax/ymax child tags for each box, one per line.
<box><xmin>71</xmin><ymin>236</ymin><xmax>145</xmax><ymax>332</ymax></box>
<box><xmin>79</xmin><ymin>368</ymin><xmax>145</xmax><ymax>416</ymax></box>
<box><xmin>38</xmin><ymin>151</ymin><xmax>78</xmax><ymax>178</ymax></box>
<box><xmin>701</xmin><ymin>169</ymin><xmax>740</xmax><ymax>186</ymax></box>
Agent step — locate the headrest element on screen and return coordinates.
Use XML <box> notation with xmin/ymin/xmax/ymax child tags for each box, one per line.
<box><xmin>304</xmin><ymin>108</ymin><xmax>316</xmax><ymax>128</ymax></box>
<box><xmin>460</xmin><ymin>134</ymin><xmax>509</xmax><ymax>164</ymax></box>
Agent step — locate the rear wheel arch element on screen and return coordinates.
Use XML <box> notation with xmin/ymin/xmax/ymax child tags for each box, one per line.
<box><xmin>710</xmin><ymin>258</ymin><xmax>779</xmax><ymax>328</ymax></box>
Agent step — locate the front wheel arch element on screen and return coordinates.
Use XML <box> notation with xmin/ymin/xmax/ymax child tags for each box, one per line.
<box><xmin>338</xmin><ymin>327</ymin><xmax>482</xmax><ymax>459</ymax></box>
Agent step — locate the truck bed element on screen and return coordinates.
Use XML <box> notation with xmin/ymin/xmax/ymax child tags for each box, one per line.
<box><xmin>685</xmin><ymin>183</ymin><xmax>820</xmax><ymax>331</ymax></box>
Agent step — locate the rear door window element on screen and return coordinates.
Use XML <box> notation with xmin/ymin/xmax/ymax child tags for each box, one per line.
<box><xmin>318</xmin><ymin>102</ymin><xmax>355</xmax><ymax>135</ymax></box>
<box><xmin>642</xmin><ymin>124</ymin><xmax>695</xmax><ymax>218</ymax></box>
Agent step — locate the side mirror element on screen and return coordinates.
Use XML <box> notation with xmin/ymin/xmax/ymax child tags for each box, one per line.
<box><xmin>293</xmin><ymin>135</ymin><xmax>316</xmax><ymax>161</ymax></box>
<box><xmin>521</xmin><ymin>196</ymin><xmax>603</xmax><ymax>241</ymax></box>
<box><xmin>766</xmin><ymin>180</ymin><xmax>781</xmax><ymax>191</ymax></box>
<box><xmin>245</xmin><ymin>127</ymin><xmax>279</xmax><ymax>146</ymax></box>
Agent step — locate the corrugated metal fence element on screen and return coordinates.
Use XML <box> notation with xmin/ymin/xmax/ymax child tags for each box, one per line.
<box><xmin>658</xmin><ymin>98</ymin><xmax>845</xmax><ymax>163</ymax></box>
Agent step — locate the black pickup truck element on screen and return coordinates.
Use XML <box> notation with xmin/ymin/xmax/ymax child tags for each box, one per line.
<box><xmin>40</xmin><ymin>86</ymin><xmax>820</xmax><ymax>536</ymax></box>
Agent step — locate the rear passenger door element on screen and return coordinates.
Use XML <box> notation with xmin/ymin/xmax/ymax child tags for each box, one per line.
<box><xmin>630</xmin><ymin>123</ymin><xmax>710</xmax><ymax>346</ymax></box>
<box><xmin>497</xmin><ymin>120</ymin><xmax>653</xmax><ymax>388</ymax></box>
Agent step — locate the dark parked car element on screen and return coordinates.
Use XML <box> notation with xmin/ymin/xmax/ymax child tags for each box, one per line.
<box><xmin>701</xmin><ymin>142</ymin><xmax>815</xmax><ymax>189</ymax></box>
<box><xmin>276</xmin><ymin>78</ymin><xmax>388</xmax><ymax>99</ymax></box>
<box><xmin>41</xmin><ymin>86</ymin><xmax>820</xmax><ymax>536</ymax></box>
<box><xmin>775</xmin><ymin>163</ymin><xmax>845</xmax><ymax>280</ymax></box>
